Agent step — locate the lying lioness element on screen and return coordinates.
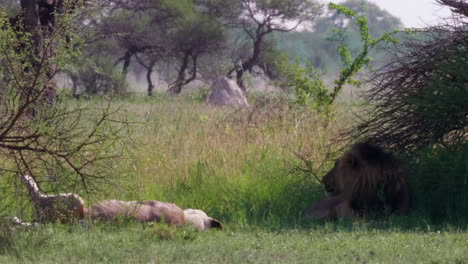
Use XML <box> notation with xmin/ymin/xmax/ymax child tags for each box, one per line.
<box><xmin>85</xmin><ymin>200</ymin><xmax>185</xmax><ymax>226</ymax></box>
<box><xmin>85</xmin><ymin>200</ymin><xmax>222</xmax><ymax>231</ymax></box>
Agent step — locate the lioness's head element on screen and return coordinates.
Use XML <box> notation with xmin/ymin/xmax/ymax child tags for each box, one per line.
<box><xmin>183</xmin><ymin>209</ymin><xmax>223</xmax><ymax>231</ymax></box>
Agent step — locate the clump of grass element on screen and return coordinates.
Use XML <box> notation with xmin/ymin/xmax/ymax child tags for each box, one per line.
<box><xmin>0</xmin><ymin>218</ymin><xmax>15</xmax><ymax>255</ymax></box>
<box><xmin>144</xmin><ymin>224</ymin><xmax>199</xmax><ymax>242</ymax></box>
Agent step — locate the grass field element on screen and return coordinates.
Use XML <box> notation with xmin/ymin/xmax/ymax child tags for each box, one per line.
<box><xmin>1</xmin><ymin>94</ymin><xmax>467</xmax><ymax>263</ymax></box>
<box><xmin>87</xmin><ymin>94</ymin><xmax>352</xmax><ymax>225</ymax></box>
<box><xmin>1</xmin><ymin>222</ymin><xmax>467</xmax><ymax>263</ymax></box>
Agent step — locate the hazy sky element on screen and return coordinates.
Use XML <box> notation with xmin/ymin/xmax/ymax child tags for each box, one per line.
<box><xmin>336</xmin><ymin>0</ymin><xmax>453</xmax><ymax>28</ymax></box>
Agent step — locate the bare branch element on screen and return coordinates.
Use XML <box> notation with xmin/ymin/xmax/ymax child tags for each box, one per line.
<box><xmin>437</xmin><ymin>0</ymin><xmax>468</xmax><ymax>17</ymax></box>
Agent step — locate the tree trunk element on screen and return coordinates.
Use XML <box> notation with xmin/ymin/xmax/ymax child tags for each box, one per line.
<box><xmin>20</xmin><ymin>0</ymin><xmax>41</xmax><ymax>117</ymax></box>
<box><xmin>169</xmin><ymin>52</ymin><xmax>191</xmax><ymax>95</ymax></box>
<box><xmin>235</xmin><ymin>31</ymin><xmax>265</xmax><ymax>91</ymax></box>
<box><xmin>121</xmin><ymin>50</ymin><xmax>133</xmax><ymax>77</ymax></box>
<box><xmin>70</xmin><ymin>74</ymin><xmax>79</xmax><ymax>99</ymax></box>
<box><xmin>168</xmin><ymin>53</ymin><xmax>199</xmax><ymax>95</ymax></box>
<box><xmin>20</xmin><ymin>0</ymin><xmax>63</xmax><ymax>108</ymax></box>
<box><xmin>21</xmin><ymin>0</ymin><xmax>40</xmax><ymax>59</ymax></box>
<box><xmin>146</xmin><ymin>60</ymin><xmax>156</xmax><ymax>96</ymax></box>
<box><xmin>236</xmin><ymin>69</ymin><xmax>245</xmax><ymax>91</ymax></box>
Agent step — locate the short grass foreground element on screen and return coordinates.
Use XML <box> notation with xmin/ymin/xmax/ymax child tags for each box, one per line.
<box><xmin>1</xmin><ymin>223</ymin><xmax>467</xmax><ymax>263</ymax></box>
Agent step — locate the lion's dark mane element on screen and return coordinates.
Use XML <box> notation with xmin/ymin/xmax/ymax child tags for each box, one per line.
<box><xmin>322</xmin><ymin>142</ymin><xmax>411</xmax><ymax>217</ymax></box>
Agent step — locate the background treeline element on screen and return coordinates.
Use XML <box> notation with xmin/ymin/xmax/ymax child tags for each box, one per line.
<box><xmin>1</xmin><ymin>0</ymin><xmax>403</xmax><ymax>96</ymax></box>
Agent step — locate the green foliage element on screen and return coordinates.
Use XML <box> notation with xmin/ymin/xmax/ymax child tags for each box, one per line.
<box><xmin>403</xmin><ymin>44</ymin><xmax>467</xmax><ymax>146</ymax></box>
<box><xmin>406</xmin><ymin>144</ymin><xmax>468</xmax><ymax>223</ymax></box>
<box><xmin>0</xmin><ymin>0</ymin><xmax>20</xmax><ymax>17</ymax></box>
<box><xmin>276</xmin><ymin>0</ymin><xmax>402</xmax><ymax>71</ymax></box>
<box><xmin>327</xmin><ymin>2</ymin><xmax>399</xmax><ymax>103</ymax></box>
<box><xmin>257</xmin><ymin>38</ymin><xmax>290</xmax><ymax>80</ymax></box>
<box><xmin>350</xmin><ymin>17</ymin><xmax>467</xmax><ymax>151</ymax></box>
<box><xmin>0</xmin><ymin>3</ymin><xmax>129</xmax><ymax>218</ymax></box>
<box><xmin>169</xmin><ymin>8</ymin><xmax>225</xmax><ymax>54</ymax></box>
<box><xmin>163</xmin><ymin>150</ymin><xmax>322</xmax><ymax>227</ymax></box>
<box><xmin>315</xmin><ymin>0</ymin><xmax>403</xmax><ymax>35</ymax></box>
<box><xmin>277</xmin><ymin>61</ymin><xmax>331</xmax><ymax>113</ymax></box>
<box><xmin>71</xmin><ymin>51</ymin><xmax>129</xmax><ymax>96</ymax></box>
<box><xmin>277</xmin><ymin>2</ymin><xmax>399</xmax><ymax>115</ymax></box>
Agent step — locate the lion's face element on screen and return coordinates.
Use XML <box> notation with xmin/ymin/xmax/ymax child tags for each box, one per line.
<box><xmin>322</xmin><ymin>153</ymin><xmax>359</xmax><ymax>198</ymax></box>
<box><xmin>322</xmin><ymin>161</ymin><xmax>339</xmax><ymax>197</ymax></box>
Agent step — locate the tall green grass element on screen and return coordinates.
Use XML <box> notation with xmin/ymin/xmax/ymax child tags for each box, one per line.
<box><xmin>1</xmin><ymin>93</ymin><xmax>467</xmax><ymax>263</ymax></box>
<box><xmin>99</xmin><ymin>94</ymin><xmax>351</xmax><ymax>226</ymax></box>
<box><xmin>107</xmin><ymin>94</ymin><xmax>468</xmax><ymax>226</ymax></box>
<box><xmin>406</xmin><ymin>144</ymin><xmax>468</xmax><ymax>223</ymax></box>
<box><xmin>2</xmin><ymin>94</ymin><xmax>466</xmax><ymax>227</ymax></box>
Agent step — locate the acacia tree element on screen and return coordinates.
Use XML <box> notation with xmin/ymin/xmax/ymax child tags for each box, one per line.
<box><xmin>227</xmin><ymin>0</ymin><xmax>322</xmax><ymax>90</ymax></box>
<box><xmin>0</xmin><ymin>1</ymin><xmax>128</xmax><ymax>215</ymax></box>
<box><xmin>96</xmin><ymin>0</ymin><xmax>173</xmax><ymax>96</ymax></box>
<box><xmin>14</xmin><ymin>0</ymin><xmax>92</xmax><ymax>100</ymax></box>
<box><xmin>95</xmin><ymin>0</ymin><xmax>226</xmax><ymax>96</ymax></box>
<box><xmin>348</xmin><ymin>2</ymin><xmax>467</xmax><ymax>152</ymax></box>
<box><xmin>167</xmin><ymin>11</ymin><xmax>225</xmax><ymax>95</ymax></box>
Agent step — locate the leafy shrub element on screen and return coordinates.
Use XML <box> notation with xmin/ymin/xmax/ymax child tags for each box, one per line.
<box><xmin>277</xmin><ymin>3</ymin><xmax>397</xmax><ymax>116</ymax></box>
<box><xmin>351</xmin><ymin>19</ymin><xmax>467</xmax><ymax>151</ymax></box>
<box><xmin>277</xmin><ymin>61</ymin><xmax>331</xmax><ymax>113</ymax></box>
<box><xmin>0</xmin><ymin>8</ymin><xmax>129</xmax><ymax>218</ymax></box>
<box><xmin>406</xmin><ymin>144</ymin><xmax>468</xmax><ymax>223</ymax></box>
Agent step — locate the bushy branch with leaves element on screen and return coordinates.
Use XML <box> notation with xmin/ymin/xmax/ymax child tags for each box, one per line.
<box><xmin>0</xmin><ymin>3</ymin><xmax>129</xmax><ymax>215</ymax></box>
<box><xmin>327</xmin><ymin>2</ymin><xmax>398</xmax><ymax>104</ymax></box>
<box><xmin>278</xmin><ymin>2</ymin><xmax>399</xmax><ymax>114</ymax></box>
<box><xmin>277</xmin><ymin>61</ymin><xmax>330</xmax><ymax>113</ymax></box>
<box><xmin>347</xmin><ymin>16</ymin><xmax>467</xmax><ymax>152</ymax></box>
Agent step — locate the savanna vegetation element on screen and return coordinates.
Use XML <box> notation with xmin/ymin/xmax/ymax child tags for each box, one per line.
<box><xmin>0</xmin><ymin>0</ymin><xmax>467</xmax><ymax>263</ymax></box>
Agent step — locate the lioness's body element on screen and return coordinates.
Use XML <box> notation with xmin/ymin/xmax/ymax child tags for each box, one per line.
<box><xmin>85</xmin><ymin>200</ymin><xmax>185</xmax><ymax>226</ymax></box>
<box><xmin>85</xmin><ymin>200</ymin><xmax>223</xmax><ymax>230</ymax></box>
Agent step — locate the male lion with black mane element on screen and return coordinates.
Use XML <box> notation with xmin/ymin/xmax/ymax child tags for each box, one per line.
<box><xmin>303</xmin><ymin>142</ymin><xmax>411</xmax><ymax>220</ymax></box>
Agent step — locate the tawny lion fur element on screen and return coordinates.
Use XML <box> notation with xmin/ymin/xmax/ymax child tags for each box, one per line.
<box><xmin>85</xmin><ymin>200</ymin><xmax>223</xmax><ymax>231</ymax></box>
<box><xmin>311</xmin><ymin>142</ymin><xmax>411</xmax><ymax>219</ymax></box>
<box><xmin>84</xmin><ymin>200</ymin><xmax>185</xmax><ymax>226</ymax></box>
<box><xmin>21</xmin><ymin>175</ymin><xmax>85</xmax><ymax>223</ymax></box>
<box><xmin>301</xmin><ymin>195</ymin><xmax>352</xmax><ymax>221</ymax></box>
<box><xmin>182</xmin><ymin>208</ymin><xmax>223</xmax><ymax>230</ymax></box>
